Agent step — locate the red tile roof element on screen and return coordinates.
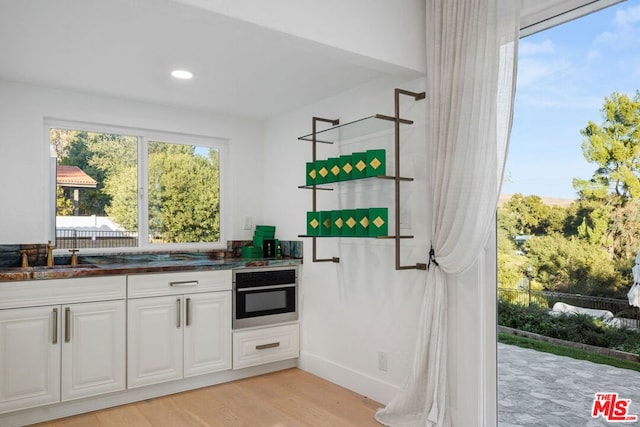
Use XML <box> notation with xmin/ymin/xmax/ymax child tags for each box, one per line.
<box><xmin>56</xmin><ymin>165</ymin><xmax>97</xmax><ymax>188</ymax></box>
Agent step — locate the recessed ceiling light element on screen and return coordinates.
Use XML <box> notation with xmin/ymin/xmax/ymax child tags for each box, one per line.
<box><xmin>171</xmin><ymin>70</ymin><xmax>193</xmax><ymax>80</ymax></box>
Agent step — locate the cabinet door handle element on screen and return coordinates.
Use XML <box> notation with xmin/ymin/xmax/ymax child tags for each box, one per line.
<box><xmin>186</xmin><ymin>297</ymin><xmax>191</xmax><ymax>327</ymax></box>
<box><xmin>52</xmin><ymin>308</ymin><xmax>58</xmax><ymax>344</ymax></box>
<box><xmin>176</xmin><ymin>298</ymin><xmax>181</xmax><ymax>328</ymax></box>
<box><xmin>65</xmin><ymin>307</ymin><xmax>71</xmax><ymax>343</ymax></box>
<box><xmin>170</xmin><ymin>280</ymin><xmax>198</xmax><ymax>287</ymax></box>
<box><xmin>256</xmin><ymin>342</ymin><xmax>280</xmax><ymax>350</ymax></box>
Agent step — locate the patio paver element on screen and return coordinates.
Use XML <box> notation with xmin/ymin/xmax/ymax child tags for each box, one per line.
<box><xmin>498</xmin><ymin>342</ymin><xmax>640</xmax><ymax>426</ymax></box>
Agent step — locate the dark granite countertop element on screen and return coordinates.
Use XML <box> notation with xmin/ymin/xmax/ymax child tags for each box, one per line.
<box><xmin>0</xmin><ymin>257</ymin><xmax>301</xmax><ymax>282</ymax></box>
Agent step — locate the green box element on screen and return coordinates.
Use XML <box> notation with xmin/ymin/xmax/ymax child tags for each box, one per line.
<box><xmin>306</xmin><ymin>211</ymin><xmax>320</xmax><ymax>236</ymax></box>
<box><xmin>351</xmin><ymin>152</ymin><xmax>367</xmax><ymax>179</ymax></box>
<box><xmin>315</xmin><ymin>160</ymin><xmax>329</xmax><ymax>184</ymax></box>
<box><xmin>241</xmin><ymin>246</ymin><xmax>263</xmax><ymax>259</ymax></box>
<box><xmin>306</xmin><ymin>162</ymin><xmax>317</xmax><ymax>186</ymax></box>
<box><xmin>339</xmin><ymin>155</ymin><xmax>353</xmax><ymax>181</ymax></box>
<box><xmin>368</xmin><ymin>207</ymin><xmax>388</xmax><ymax>237</ymax></box>
<box><xmin>319</xmin><ymin>211</ymin><xmax>333</xmax><ymax>236</ymax></box>
<box><xmin>366</xmin><ymin>149</ymin><xmax>386</xmax><ymax>177</ymax></box>
<box><xmin>342</xmin><ymin>209</ymin><xmax>357</xmax><ymax>237</ymax></box>
<box><xmin>330</xmin><ymin>210</ymin><xmax>344</xmax><ymax>236</ymax></box>
<box><xmin>355</xmin><ymin>208</ymin><xmax>370</xmax><ymax>237</ymax></box>
<box><xmin>327</xmin><ymin>157</ymin><xmax>341</xmax><ymax>183</ymax></box>
<box><xmin>255</xmin><ymin>225</ymin><xmax>276</xmax><ymax>233</ymax></box>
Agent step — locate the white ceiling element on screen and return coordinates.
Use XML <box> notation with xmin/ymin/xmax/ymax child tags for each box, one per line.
<box><xmin>0</xmin><ymin>0</ymin><xmax>419</xmax><ymax>119</ymax></box>
<box><xmin>0</xmin><ymin>0</ymin><xmax>623</xmax><ymax>120</ymax></box>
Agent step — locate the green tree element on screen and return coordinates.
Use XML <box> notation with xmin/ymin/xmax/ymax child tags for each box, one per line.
<box><xmin>146</xmin><ymin>143</ymin><xmax>220</xmax><ymax>243</ymax></box>
<box><xmin>574</xmin><ymin>91</ymin><xmax>640</xmax><ymax>202</ymax></box>
<box><xmin>524</xmin><ymin>234</ymin><xmax>621</xmax><ymax>297</ymax></box>
<box><xmin>500</xmin><ymin>193</ymin><xmax>561</xmax><ymax>236</ymax></box>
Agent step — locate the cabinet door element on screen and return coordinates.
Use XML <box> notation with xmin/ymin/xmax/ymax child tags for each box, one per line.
<box><xmin>61</xmin><ymin>300</ymin><xmax>126</xmax><ymax>401</ymax></box>
<box><xmin>127</xmin><ymin>296</ymin><xmax>183</xmax><ymax>388</ymax></box>
<box><xmin>0</xmin><ymin>306</ymin><xmax>60</xmax><ymax>414</ymax></box>
<box><xmin>183</xmin><ymin>291</ymin><xmax>231</xmax><ymax>377</ymax></box>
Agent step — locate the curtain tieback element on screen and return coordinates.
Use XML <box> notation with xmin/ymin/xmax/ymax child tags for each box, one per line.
<box><xmin>428</xmin><ymin>246</ymin><xmax>439</xmax><ymax>270</ymax></box>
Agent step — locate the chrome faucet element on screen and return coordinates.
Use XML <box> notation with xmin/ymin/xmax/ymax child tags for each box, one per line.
<box><xmin>47</xmin><ymin>240</ymin><xmax>55</xmax><ymax>266</ymax></box>
<box><xmin>69</xmin><ymin>249</ymin><xmax>79</xmax><ymax>267</ymax></box>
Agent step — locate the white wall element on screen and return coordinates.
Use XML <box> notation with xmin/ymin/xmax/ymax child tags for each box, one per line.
<box><xmin>0</xmin><ymin>80</ymin><xmax>265</xmax><ymax>244</ymax></box>
<box><xmin>262</xmin><ymin>76</ymin><xmax>429</xmax><ymax>403</ymax></box>
<box><xmin>262</xmin><ymin>77</ymin><xmax>498</xmax><ymax>426</ymax></box>
<box><xmin>175</xmin><ymin>0</ymin><xmax>426</xmax><ymax>74</ymax></box>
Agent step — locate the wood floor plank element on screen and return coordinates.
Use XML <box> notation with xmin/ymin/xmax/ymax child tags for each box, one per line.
<box><xmin>29</xmin><ymin>368</ymin><xmax>382</xmax><ymax>427</ymax></box>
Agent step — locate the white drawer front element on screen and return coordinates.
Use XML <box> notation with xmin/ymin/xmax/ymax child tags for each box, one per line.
<box><xmin>232</xmin><ymin>323</ymin><xmax>299</xmax><ymax>370</ymax></box>
<box><xmin>0</xmin><ymin>276</ymin><xmax>126</xmax><ymax>309</ymax></box>
<box><xmin>128</xmin><ymin>270</ymin><xmax>231</xmax><ymax>298</ymax></box>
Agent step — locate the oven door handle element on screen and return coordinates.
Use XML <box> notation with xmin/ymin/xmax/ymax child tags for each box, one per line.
<box><xmin>236</xmin><ymin>284</ymin><xmax>296</xmax><ymax>292</ymax></box>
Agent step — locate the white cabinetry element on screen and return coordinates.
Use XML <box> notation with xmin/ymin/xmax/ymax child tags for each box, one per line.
<box><xmin>233</xmin><ymin>323</ymin><xmax>299</xmax><ymax>369</ymax></box>
<box><xmin>61</xmin><ymin>300</ymin><xmax>126</xmax><ymax>401</ymax></box>
<box><xmin>127</xmin><ymin>270</ymin><xmax>231</xmax><ymax>388</ymax></box>
<box><xmin>0</xmin><ymin>276</ymin><xmax>126</xmax><ymax>414</ymax></box>
<box><xmin>0</xmin><ymin>306</ymin><xmax>60</xmax><ymax>413</ymax></box>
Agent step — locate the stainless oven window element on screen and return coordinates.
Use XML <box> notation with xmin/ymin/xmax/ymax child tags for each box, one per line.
<box><xmin>245</xmin><ymin>289</ymin><xmax>287</xmax><ymax>313</ymax></box>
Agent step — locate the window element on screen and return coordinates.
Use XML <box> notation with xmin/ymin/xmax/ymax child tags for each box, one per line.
<box><xmin>49</xmin><ymin>120</ymin><xmax>226</xmax><ymax>251</ymax></box>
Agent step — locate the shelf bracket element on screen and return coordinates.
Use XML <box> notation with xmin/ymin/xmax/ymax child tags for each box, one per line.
<box><xmin>311</xmin><ymin>117</ymin><xmax>340</xmax><ymax>264</ymax></box>
<box><xmin>393</xmin><ymin>88</ymin><xmax>427</xmax><ymax>270</ymax></box>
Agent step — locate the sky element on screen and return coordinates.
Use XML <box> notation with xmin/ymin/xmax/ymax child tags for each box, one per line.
<box><xmin>501</xmin><ymin>0</ymin><xmax>640</xmax><ymax>200</ymax></box>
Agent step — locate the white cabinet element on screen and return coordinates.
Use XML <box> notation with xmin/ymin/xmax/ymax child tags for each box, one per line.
<box><xmin>61</xmin><ymin>300</ymin><xmax>126</xmax><ymax>401</ymax></box>
<box><xmin>0</xmin><ymin>306</ymin><xmax>60</xmax><ymax>414</ymax></box>
<box><xmin>0</xmin><ymin>276</ymin><xmax>126</xmax><ymax>414</ymax></box>
<box><xmin>232</xmin><ymin>323</ymin><xmax>300</xmax><ymax>370</ymax></box>
<box><xmin>127</xmin><ymin>271</ymin><xmax>231</xmax><ymax>388</ymax></box>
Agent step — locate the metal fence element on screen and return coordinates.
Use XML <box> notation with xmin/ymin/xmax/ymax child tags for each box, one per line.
<box><xmin>56</xmin><ymin>229</ymin><xmax>138</xmax><ymax>249</ymax></box>
<box><xmin>498</xmin><ymin>288</ymin><xmax>640</xmax><ymax>328</ymax></box>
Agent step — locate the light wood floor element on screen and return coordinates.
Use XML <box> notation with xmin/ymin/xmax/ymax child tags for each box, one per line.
<box><xmin>31</xmin><ymin>368</ymin><xmax>382</xmax><ymax>427</ymax></box>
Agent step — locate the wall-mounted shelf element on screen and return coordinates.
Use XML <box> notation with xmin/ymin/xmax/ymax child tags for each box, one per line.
<box><xmin>298</xmin><ymin>88</ymin><xmax>427</xmax><ymax>270</ymax></box>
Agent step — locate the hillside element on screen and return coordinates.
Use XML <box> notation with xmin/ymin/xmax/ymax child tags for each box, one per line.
<box><xmin>498</xmin><ymin>194</ymin><xmax>575</xmax><ymax>208</ymax></box>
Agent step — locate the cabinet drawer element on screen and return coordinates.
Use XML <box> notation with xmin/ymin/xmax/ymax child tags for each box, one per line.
<box><xmin>128</xmin><ymin>270</ymin><xmax>231</xmax><ymax>298</ymax></box>
<box><xmin>232</xmin><ymin>323</ymin><xmax>299</xmax><ymax>369</ymax></box>
<box><xmin>0</xmin><ymin>276</ymin><xmax>126</xmax><ymax>309</ymax></box>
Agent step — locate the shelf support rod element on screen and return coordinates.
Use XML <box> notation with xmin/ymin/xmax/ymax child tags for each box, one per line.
<box><xmin>312</xmin><ymin>116</ymin><xmax>340</xmax><ymax>263</ymax></box>
<box><xmin>393</xmin><ymin>89</ymin><xmax>427</xmax><ymax>270</ymax></box>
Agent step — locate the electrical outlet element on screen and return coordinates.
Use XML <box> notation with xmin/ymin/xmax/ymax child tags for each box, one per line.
<box><xmin>243</xmin><ymin>216</ymin><xmax>253</xmax><ymax>230</ymax></box>
<box><xmin>378</xmin><ymin>351</ymin><xmax>388</xmax><ymax>372</ymax></box>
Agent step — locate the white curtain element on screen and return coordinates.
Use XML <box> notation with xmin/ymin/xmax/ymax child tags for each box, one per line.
<box><xmin>375</xmin><ymin>1</ymin><xmax>520</xmax><ymax>426</ymax></box>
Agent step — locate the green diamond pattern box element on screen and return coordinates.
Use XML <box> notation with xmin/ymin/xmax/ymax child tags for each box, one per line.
<box><xmin>368</xmin><ymin>208</ymin><xmax>388</xmax><ymax>236</ymax></box>
<box><xmin>306</xmin><ymin>162</ymin><xmax>317</xmax><ymax>186</ymax></box>
<box><xmin>342</xmin><ymin>209</ymin><xmax>357</xmax><ymax>237</ymax></box>
<box><xmin>327</xmin><ymin>157</ymin><xmax>341</xmax><ymax>183</ymax></box>
<box><xmin>366</xmin><ymin>149</ymin><xmax>386</xmax><ymax>177</ymax></box>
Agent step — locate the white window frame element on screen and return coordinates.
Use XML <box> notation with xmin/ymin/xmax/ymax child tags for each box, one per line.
<box><xmin>45</xmin><ymin>118</ymin><xmax>229</xmax><ymax>253</ymax></box>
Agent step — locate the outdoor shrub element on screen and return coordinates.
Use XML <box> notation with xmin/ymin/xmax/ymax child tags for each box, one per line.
<box><xmin>498</xmin><ymin>300</ymin><xmax>640</xmax><ymax>355</ymax></box>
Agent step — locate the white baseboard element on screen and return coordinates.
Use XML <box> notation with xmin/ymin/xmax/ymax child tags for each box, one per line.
<box><xmin>0</xmin><ymin>359</ymin><xmax>297</xmax><ymax>427</ymax></box>
<box><xmin>298</xmin><ymin>351</ymin><xmax>399</xmax><ymax>405</ymax></box>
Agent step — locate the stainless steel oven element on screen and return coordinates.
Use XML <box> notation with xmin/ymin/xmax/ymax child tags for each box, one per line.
<box><xmin>232</xmin><ymin>266</ymin><xmax>298</xmax><ymax>329</ymax></box>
